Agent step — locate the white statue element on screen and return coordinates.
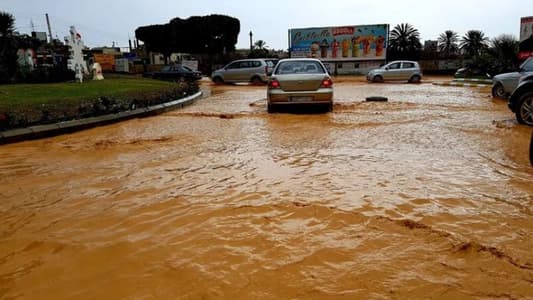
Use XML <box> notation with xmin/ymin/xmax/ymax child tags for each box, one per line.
<box><xmin>16</xmin><ymin>49</ymin><xmax>26</xmax><ymax>67</ymax></box>
<box><xmin>65</xmin><ymin>26</ymin><xmax>88</xmax><ymax>83</ymax></box>
<box><xmin>91</xmin><ymin>62</ymin><xmax>104</xmax><ymax>80</ymax></box>
<box><xmin>16</xmin><ymin>48</ymin><xmax>35</xmax><ymax>70</ymax></box>
<box><xmin>25</xmin><ymin>49</ymin><xmax>35</xmax><ymax>69</ymax></box>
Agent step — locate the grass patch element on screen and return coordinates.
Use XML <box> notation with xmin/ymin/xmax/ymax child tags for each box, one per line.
<box><xmin>0</xmin><ymin>75</ymin><xmax>199</xmax><ymax>130</ymax></box>
<box><xmin>0</xmin><ymin>75</ymin><xmax>178</xmax><ymax>109</ymax></box>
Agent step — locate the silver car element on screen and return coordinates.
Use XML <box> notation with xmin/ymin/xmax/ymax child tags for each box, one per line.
<box><xmin>267</xmin><ymin>58</ymin><xmax>333</xmax><ymax>113</ymax></box>
<box><xmin>492</xmin><ymin>57</ymin><xmax>533</xmax><ymax>98</ymax></box>
<box><xmin>211</xmin><ymin>59</ymin><xmax>274</xmax><ymax>84</ymax></box>
<box><xmin>366</xmin><ymin>60</ymin><xmax>422</xmax><ymax>83</ymax></box>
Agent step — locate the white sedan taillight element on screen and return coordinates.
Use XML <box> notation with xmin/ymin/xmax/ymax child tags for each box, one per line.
<box><xmin>269</xmin><ymin>79</ymin><xmax>280</xmax><ymax>89</ymax></box>
<box><xmin>320</xmin><ymin>78</ymin><xmax>333</xmax><ymax>88</ymax></box>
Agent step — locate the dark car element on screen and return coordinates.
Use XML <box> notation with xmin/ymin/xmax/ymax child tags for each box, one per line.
<box><xmin>530</xmin><ymin>131</ymin><xmax>533</xmax><ymax>167</ymax></box>
<box><xmin>144</xmin><ymin>64</ymin><xmax>202</xmax><ymax>81</ymax></box>
<box><xmin>508</xmin><ymin>72</ymin><xmax>533</xmax><ymax>126</ymax></box>
<box><xmin>492</xmin><ymin>57</ymin><xmax>533</xmax><ymax>98</ymax></box>
<box><xmin>454</xmin><ymin>66</ymin><xmax>492</xmax><ymax>80</ymax></box>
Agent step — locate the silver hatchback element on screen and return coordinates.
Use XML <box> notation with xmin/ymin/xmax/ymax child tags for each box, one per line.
<box><xmin>211</xmin><ymin>59</ymin><xmax>274</xmax><ymax>84</ymax></box>
<box><xmin>366</xmin><ymin>60</ymin><xmax>422</xmax><ymax>83</ymax></box>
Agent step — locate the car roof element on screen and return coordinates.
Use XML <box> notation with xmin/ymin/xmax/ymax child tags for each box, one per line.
<box><xmin>277</xmin><ymin>58</ymin><xmax>323</xmax><ymax>62</ymax></box>
<box><xmin>387</xmin><ymin>60</ymin><xmax>418</xmax><ymax>63</ymax></box>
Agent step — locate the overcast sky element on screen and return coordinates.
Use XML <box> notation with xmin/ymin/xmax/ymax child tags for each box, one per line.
<box><xmin>3</xmin><ymin>0</ymin><xmax>531</xmax><ymax>49</ymax></box>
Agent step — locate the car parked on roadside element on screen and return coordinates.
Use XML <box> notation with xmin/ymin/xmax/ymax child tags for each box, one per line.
<box><xmin>264</xmin><ymin>58</ymin><xmax>280</xmax><ymax>75</ymax></box>
<box><xmin>267</xmin><ymin>58</ymin><xmax>333</xmax><ymax>113</ymax></box>
<box><xmin>508</xmin><ymin>72</ymin><xmax>533</xmax><ymax>126</ymax></box>
<box><xmin>211</xmin><ymin>58</ymin><xmax>275</xmax><ymax>84</ymax></box>
<box><xmin>454</xmin><ymin>66</ymin><xmax>492</xmax><ymax>80</ymax></box>
<box><xmin>492</xmin><ymin>57</ymin><xmax>533</xmax><ymax>98</ymax></box>
<box><xmin>530</xmin><ymin>131</ymin><xmax>533</xmax><ymax>167</ymax></box>
<box><xmin>366</xmin><ymin>60</ymin><xmax>422</xmax><ymax>83</ymax></box>
<box><xmin>143</xmin><ymin>64</ymin><xmax>202</xmax><ymax>81</ymax></box>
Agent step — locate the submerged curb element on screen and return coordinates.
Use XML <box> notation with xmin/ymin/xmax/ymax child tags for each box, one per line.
<box><xmin>452</xmin><ymin>78</ymin><xmax>493</xmax><ymax>84</ymax></box>
<box><xmin>432</xmin><ymin>81</ymin><xmax>490</xmax><ymax>88</ymax></box>
<box><xmin>0</xmin><ymin>91</ymin><xmax>203</xmax><ymax>144</ymax></box>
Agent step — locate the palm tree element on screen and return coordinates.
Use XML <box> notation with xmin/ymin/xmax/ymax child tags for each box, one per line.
<box><xmin>388</xmin><ymin>23</ymin><xmax>422</xmax><ymax>60</ymax></box>
<box><xmin>0</xmin><ymin>11</ymin><xmax>15</xmax><ymax>37</ymax></box>
<box><xmin>489</xmin><ymin>34</ymin><xmax>519</xmax><ymax>73</ymax></box>
<box><xmin>254</xmin><ymin>40</ymin><xmax>267</xmax><ymax>50</ymax></box>
<box><xmin>437</xmin><ymin>30</ymin><xmax>459</xmax><ymax>58</ymax></box>
<box><xmin>460</xmin><ymin>30</ymin><xmax>489</xmax><ymax>58</ymax></box>
<box><xmin>0</xmin><ymin>11</ymin><xmax>17</xmax><ymax>83</ymax></box>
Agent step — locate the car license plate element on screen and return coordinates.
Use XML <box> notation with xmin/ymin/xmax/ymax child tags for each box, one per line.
<box><xmin>290</xmin><ymin>96</ymin><xmax>313</xmax><ymax>102</ymax></box>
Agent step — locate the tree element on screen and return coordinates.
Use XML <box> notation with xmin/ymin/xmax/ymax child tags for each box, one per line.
<box><xmin>388</xmin><ymin>23</ymin><xmax>422</xmax><ymax>61</ymax></box>
<box><xmin>0</xmin><ymin>11</ymin><xmax>17</xmax><ymax>83</ymax></box>
<box><xmin>0</xmin><ymin>11</ymin><xmax>14</xmax><ymax>37</ymax></box>
<box><xmin>437</xmin><ymin>30</ymin><xmax>459</xmax><ymax>58</ymax></box>
<box><xmin>487</xmin><ymin>34</ymin><xmax>519</xmax><ymax>73</ymax></box>
<box><xmin>460</xmin><ymin>30</ymin><xmax>489</xmax><ymax>58</ymax></box>
<box><xmin>254</xmin><ymin>40</ymin><xmax>267</xmax><ymax>50</ymax></box>
<box><xmin>135</xmin><ymin>14</ymin><xmax>240</xmax><ymax>63</ymax></box>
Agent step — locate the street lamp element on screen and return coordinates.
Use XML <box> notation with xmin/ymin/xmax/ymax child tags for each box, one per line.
<box><xmin>249</xmin><ymin>31</ymin><xmax>253</xmax><ymax>51</ymax></box>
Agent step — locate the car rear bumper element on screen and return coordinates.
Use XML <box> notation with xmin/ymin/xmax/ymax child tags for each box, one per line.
<box><xmin>267</xmin><ymin>89</ymin><xmax>333</xmax><ymax>104</ymax></box>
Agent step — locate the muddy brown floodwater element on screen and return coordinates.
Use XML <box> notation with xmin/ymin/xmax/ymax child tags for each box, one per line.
<box><xmin>1</xmin><ymin>77</ymin><xmax>532</xmax><ymax>299</ymax></box>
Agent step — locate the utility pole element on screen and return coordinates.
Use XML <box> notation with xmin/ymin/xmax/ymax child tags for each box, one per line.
<box><xmin>249</xmin><ymin>31</ymin><xmax>253</xmax><ymax>51</ymax></box>
<box><xmin>45</xmin><ymin>13</ymin><xmax>53</xmax><ymax>44</ymax></box>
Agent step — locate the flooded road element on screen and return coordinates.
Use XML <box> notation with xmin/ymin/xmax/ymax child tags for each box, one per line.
<box><xmin>1</xmin><ymin>77</ymin><xmax>532</xmax><ymax>299</ymax></box>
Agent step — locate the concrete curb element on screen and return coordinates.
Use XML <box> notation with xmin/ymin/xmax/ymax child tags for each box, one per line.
<box><xmin>432</xmin><ymin>81</ymin><xmax>490</xmax><ymax>88</ymax></box>
<box><xmin>0</xmin><ymin>91</ymin><xmax>203</xmax><ymax>144</ymax></box>
<box><xmin>452</xmin><ymin>78</ymin><xmax>493</xmax><ymax>84</ymax></box>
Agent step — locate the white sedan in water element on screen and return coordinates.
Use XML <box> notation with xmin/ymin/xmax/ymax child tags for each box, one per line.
<box><xmin>267</xmin><ymin>58</ymin><xmax>333</xmax><ymax>113</ymax></box>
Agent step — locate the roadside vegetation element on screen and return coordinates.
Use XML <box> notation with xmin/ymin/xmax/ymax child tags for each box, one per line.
<box><xmin>388</xmin><ymin>23</ymin><xmax>521</xmax><ymax>75</ymax></box>
<box><xmin>0</xmin><ymin>75</ymin><xmax>199</xmax><ymax>131</ymax></box>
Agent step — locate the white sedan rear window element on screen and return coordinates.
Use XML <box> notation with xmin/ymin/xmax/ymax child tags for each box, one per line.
<box><xmin>275</xmin><ymin>61</ymin><xmax>325</xmax><ymax>75</ymax></box>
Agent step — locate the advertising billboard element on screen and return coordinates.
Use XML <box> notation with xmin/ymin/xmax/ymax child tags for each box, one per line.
<box><xmin>93</xmin><ymin>54</ymin><xmax>115</xmax><ymax>72</ymax></box>
<box><xmin>519</xmin><ymin>16</ymin><xmax>533</xmax><ymax>59</ymax></box>
<box><xmin>289</xmin><ymin>24</ymin><xmax>389</xmax><ymax>61</ymax></box>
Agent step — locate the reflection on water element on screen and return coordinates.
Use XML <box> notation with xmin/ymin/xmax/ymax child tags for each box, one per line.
<box><xmin>1</xmin><ymin>78</ymin><xmax>532</xmax><ymax>299</ymax></box>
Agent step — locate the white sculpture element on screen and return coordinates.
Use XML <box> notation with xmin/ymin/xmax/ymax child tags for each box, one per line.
<box><xmin>91</xmin><ymin>62</ymin><xmax>104</xmax><ymax>80</ymax></box>
<box><xmin>65</xmin><ymin>26</ymin><xmax>88</xmax><ymax>83</ymax></box>
<box><xmin>16</xmin><ymin>48</ymin><xmax>35</xmax><ymax>70</ymax></box>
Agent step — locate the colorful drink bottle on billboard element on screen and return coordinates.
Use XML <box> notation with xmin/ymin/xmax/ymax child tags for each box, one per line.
<box><xmin>342</xmin><ymin>39</ymin><xmax>350</xmax><ymax>57</ymax></box>
<box><xmin>319</xmin><ymin>39</ymin><xmax>329</xmax><ymax>58</ymax></box>
<box><xmin>375</xmin><ymin>36</ymin><xmax>385</xmax><ymax>57</ymax></box>
<box><xmin>351</xmin><ymin>36</ymin><xmax>360</xmax><ymax>57</ymax></box>
<box><xmin>310</xmin><ymin>42</ymin><xmax>320</xmax><ymax>58</ymax></box>
<box><xmin>362</xmin><ymin>36</ymin><xmax>373</xmax><ymax>56</ymax></box>
<box><xmin>331</xmin><ymin>39</ymin><xmax>339</xmax><ymax>58</ymax></box>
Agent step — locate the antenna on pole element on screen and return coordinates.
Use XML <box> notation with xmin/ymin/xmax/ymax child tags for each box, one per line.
<box><xmin>45</xmin><ymin>13</ymin><xmax>53</xmax><ymax>43</ymax></box>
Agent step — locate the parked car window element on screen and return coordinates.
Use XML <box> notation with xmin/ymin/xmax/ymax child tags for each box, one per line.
<box><xmin>240</xmin><ymin>61</ymin><xmax>252</xmax><ymax>68</ymax></box>
<box><xmin>251</xmin><ymin>61</ymin><xmax>262</xmax><ymax>68</ymax></box>
<box><xmin>161</xmin><ymin>66</ymin><xmax>171</xmax><ymax>72</ymax></box>
<box><xmin>180</xmin><ymin>65</ymin><xmax>193</xmax><ymax>72</ymax></box>
<box><xmin>388</xmin><ymin>62</ymin><xmax>401</xmax><ymax>70</ymax></box>
<box><xmin>402</xmin><ymin>62</ymin><xmax>415</xmax><ymax>69</ymax></box>
<box><xmin>226</xmin><ymin>62</ymin><xmax>240</xmax><ymax>69</ymax></box>
<box><xmin>521</xmin><ymin>58</ymin><xmax>533</xmax><ymax>71</ymax></box>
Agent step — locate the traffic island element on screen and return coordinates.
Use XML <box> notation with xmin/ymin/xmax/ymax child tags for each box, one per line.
<box><xmin>0</xmin><ymin>76</ymin><xmax>202</xmax><ymax>144</ymax></box>
<box><xmin>0</xmin><ymin>91</ymin><xmax>202</xmax><ymax>144</ymax></box>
